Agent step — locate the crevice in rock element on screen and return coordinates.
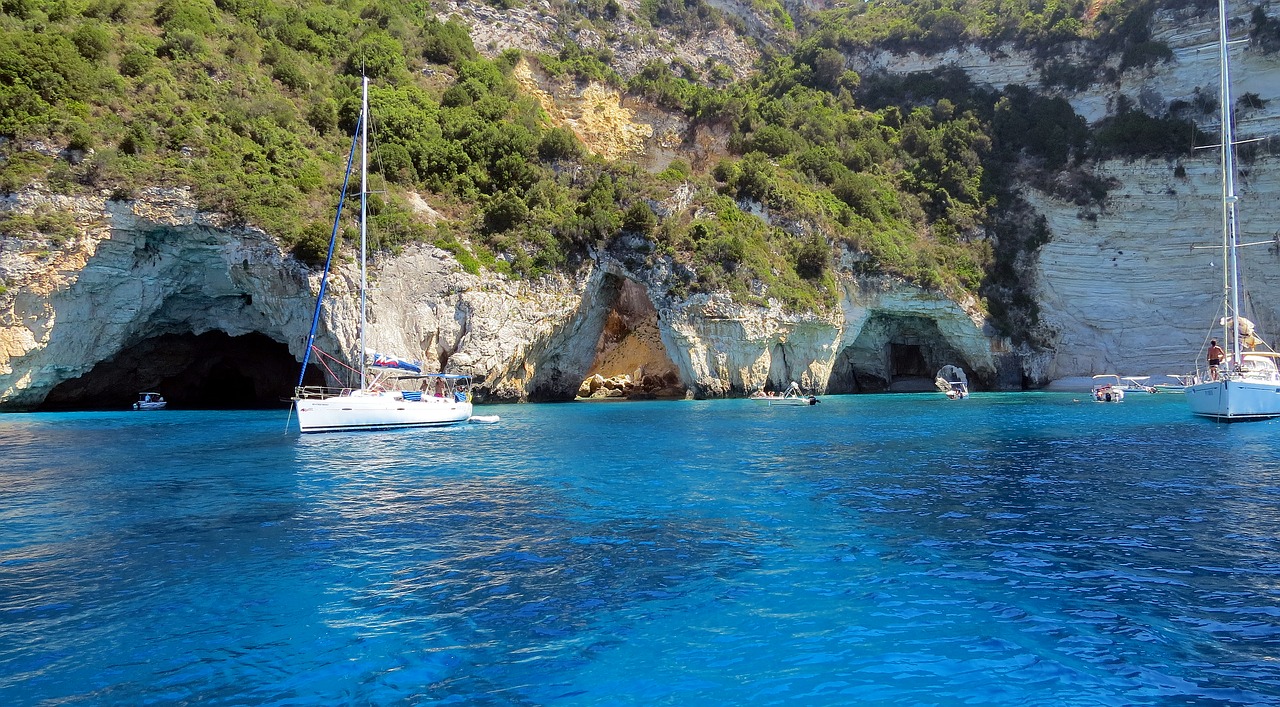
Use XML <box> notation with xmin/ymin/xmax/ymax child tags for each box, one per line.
<box><xmin>828</xmin><ymin>313</ymin><xmax>972</xmax><ymax>393</ymax></box>
<box><xmin>38</xmin><ymin>331</ymin><xmax>324</xmax><ymax>410</ymax></box>
<box><xmin>575</xmin><ymin>277</ymin><xmax>687</xmax><ymax>401</ymax></box>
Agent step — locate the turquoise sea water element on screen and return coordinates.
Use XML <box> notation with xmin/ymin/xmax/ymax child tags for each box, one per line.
<box><xmin>3</xmin><ymin>392</ymin><xmax>1280</xmax><ymax>704</ymax></box>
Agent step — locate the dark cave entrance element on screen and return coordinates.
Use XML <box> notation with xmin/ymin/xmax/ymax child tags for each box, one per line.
<box><xmin>890</xmin><ymin>343</ymin><xmax>929</xmax><ymax>379</ymax></box>
<box><xmin>39</xmin><ymin>331</ymin><xmax>325</xmax><ymax>411</ymax></box>
<box><xmin>828</xmin><ymin>314</ymin><xmax>969</xmax><ymax>394</ymax></box>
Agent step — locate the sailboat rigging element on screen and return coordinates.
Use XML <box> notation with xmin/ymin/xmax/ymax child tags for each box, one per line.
<box><xmin>293</xmin><ymin>77</ymin><xmax>475</xmax><ymax>433</ymax></box>
<box><xmin>1184</xmin><ymin>0</ymin><xmax>1280</xmax><ymax>421</ymax></box>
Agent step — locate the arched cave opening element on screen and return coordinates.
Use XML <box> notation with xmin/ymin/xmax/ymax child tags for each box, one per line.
<box><xmin>576</xmin><ymin>277</ymin><xmax>687</xmax><ymax>401</ymax></box>
<box><xmin>828</xmin><ymin>314</ymin><xmax>970</xmax><ymax>394</ymax></box>
<box><xmin>38</xmin><ymin>331</ymin><xmax>325</xmax><ymax>411</ymax></box>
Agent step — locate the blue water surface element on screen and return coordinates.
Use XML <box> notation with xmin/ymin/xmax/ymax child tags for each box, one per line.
<box><xmin>3</xmin><ymin>393</ymin><xmax>1280</xmax><ymax>704</ymax></box>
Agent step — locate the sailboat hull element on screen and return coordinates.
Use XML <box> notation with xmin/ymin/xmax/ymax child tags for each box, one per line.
<box><xmin>1185</xmin><ymin>379</ymin><xmax>1280</xmax><ymax>421</ymax></box>
<box><xmin>296</xmin><ymin>392</ymin><xmax>472</xmax><ymax>433</ymax></box>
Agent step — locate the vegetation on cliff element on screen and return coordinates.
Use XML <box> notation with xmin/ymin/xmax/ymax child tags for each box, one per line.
<box><xmin>0</xmin><ymin>0</ymin><xmax>1245</xmax><ymax>336</ymax></box>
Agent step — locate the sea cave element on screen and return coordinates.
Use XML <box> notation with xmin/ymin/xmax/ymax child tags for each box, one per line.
<box><xmin>828</xmin><ymin>313</ymin><xmax>973</xmax><ymax>394</ymax></box>
<box><xmin>38</xmin><ymin>331</ymin><xmax>324</xmax><ymax>411</ymax></box>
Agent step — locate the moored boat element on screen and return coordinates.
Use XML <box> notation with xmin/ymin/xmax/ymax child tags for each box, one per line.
<box><xmin>750</xmin><ymin>381</ymin><xmax>820</xmax><ymax>406</ymax></box>
<box><xmin>132</xmin><ymin>392</ymin><xmax>166</xmax><ymax>411</ymax></box>
<box><xmin>1152</xmin><ymin>374</ymin><xmax>1193</xmax><ymax>394</ymax></box>
<box><xmin>1183</xmin><ymin>0</ymin><xmax>1280</xmax><ymax>422</ymax></box>
<box><xmin>1118</xmin><ymin>376</ymin><xmax>1157</xmax><ymax>394</ymax></box>
<box><xmin>292</xmin><ymin>77</ymin><xmax>477</xmax><ymax>433</ymax></box>
<box><xmin>1092</xmin><ymin>375</ymin><xmax>1125</xmax><ymax>402</ymax></box>
<box><xmin>934</xmin><ymin>371</ymin><xmax>969</xmax><ymax>400</ymax></box>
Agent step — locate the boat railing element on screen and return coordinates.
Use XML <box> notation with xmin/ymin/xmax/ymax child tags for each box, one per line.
<box><xmin>294</xmin><ymin>386</ymin><xmax>355</xmax><ymax>399</ymax></box>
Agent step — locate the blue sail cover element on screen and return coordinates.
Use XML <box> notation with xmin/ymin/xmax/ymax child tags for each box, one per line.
<box><xmin>369</xmin><ymin>353</ymin><xmax>423</xmax><ymax>373</ymax></box>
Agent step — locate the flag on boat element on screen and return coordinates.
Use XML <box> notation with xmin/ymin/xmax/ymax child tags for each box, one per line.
<box><xmin>368</xmin><ymin>352</ymin><xmax>423</xmax><ymax>372</ymax></box>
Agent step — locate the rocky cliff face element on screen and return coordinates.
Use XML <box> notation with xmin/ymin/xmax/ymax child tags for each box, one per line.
<box><xmin>0</xmin><ymin>185</ymin><xmax>1002</xmax><ymax>409</ymax></box>
<box><xmin>0</xmin><ymin>188</ymin><xmax>320</xmax><ymax>409</ymax></box>
<box><xmin>1027</xmin><ymin>155</ymin><xmax>1280</xmax><ymax>381</ymax></box>
<box><xmin>848</xmin><ymin>4</ymin><xmax>1280</xmax><ymax>380</ymax></box>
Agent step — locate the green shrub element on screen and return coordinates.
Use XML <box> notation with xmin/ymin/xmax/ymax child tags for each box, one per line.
<box><xmin>621</xmin><ymin>201</ymin><xmax>656</xmax><ymax>235</ymax></box>
<box><xmin>1094</xmin><ymin>101</ymin><xmax>1206</xmax><ymax>158</ymax></box>
<box><xmin>483</xmin><ymin>191</ymin><xmax>529</xmax><ymax>233</ymax></box>
<box><xmin>271</xmin><ymin>61</ymin><xmax>309</xmax><ymax>91</ymax></box>
<box><xmin>118</xmin><ymin>48</ymin><xmax>155</xmax><ymax>77</ymax></box>
<box><xmin>345</xmin><ymin>32</ymin><xmax>404</xmax><ymax>79</ymax></box>
<box><xmin>537</xmin><ymin>127</ymin><xmax>582</xmax><ymax>160</ymax></box>
<box><xmin>71</xmin><ymin>22</ymin><xmax>112</xmax><ymax>61</ymax></box>
<box><xmin>794</xmin><ymin>233</ymin><xmax>828</xmax><ymax>279</ymax></box>
<box><xmin>83</xmin><ymin>0</ymin><xmax>129</xmax><ymax>21</ymax></box>
<box><xmin>66</xmin><ymin>123</ymin><xmax>94</xmax><ymax>152</ymax></box>
<box><xmin>154</xmin><ymin>0</ymin><xmax>217</xmax><ymax>34</ymax></box>
<box><xmin>305</xmin><ymin>98</ymin><xmax>338</xmax><ymax>134</ymax></box>
<box><xmin>291</xmin><ymin>221</ymin><xmax>333</xmax><ymax>266</ymax></box>
<box><xmin>422</xmin><ymin>18</ymin><xmax>477</xmax><ymax>65</ymax></box>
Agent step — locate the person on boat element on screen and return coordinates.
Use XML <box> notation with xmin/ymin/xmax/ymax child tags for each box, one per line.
<box><xmin>1208</xmin><ymin>339</ymin><xmax>1225</xmax><ymax>380</ymax></box>
<box><xmin>434</xmin><ymin>378</ymin><xmax>447</xmax><ymax>398</ymax></box>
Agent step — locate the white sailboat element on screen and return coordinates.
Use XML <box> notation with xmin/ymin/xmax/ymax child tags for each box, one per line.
<box><xmin>1184</xmin><ymin>0</ymin><xmax>1280</xmax><ymax>421</ymax></box>
<box><xmin>293</xmin><ymin>77</ymin><xmax>474</xmax><ymax>433</ymax></box>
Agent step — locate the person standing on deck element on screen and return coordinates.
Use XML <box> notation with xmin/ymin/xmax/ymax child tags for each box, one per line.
<box><xmin>1208</xmin><ymin>339</ymin><xmax>1225</xmax><ymax>380</ymax></box>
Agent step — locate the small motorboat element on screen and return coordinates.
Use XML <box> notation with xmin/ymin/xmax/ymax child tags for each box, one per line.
<box><xmin>1091</xmin><ymin>375</ymin><xmax>1124</xmax><ymax>402</ymax></box>
<box><xmin>750</xmin><ymin>382</ymin><xmax>820</xmax><ymax>406</ymax></box>
<box><xmin>934</xmin><ymin>365</ymin><xmax>970</xmax><ymax>399</ymax></box>
<box><xmin>133</xmin><ymin>392</ymin><xmax>167</xmax><ymax>411</ymax></box>
<box><xmin>1118</xmin><ymin>376</ymin><xmax>1158</xmax><ymax>394</ymax></box>
<box><xmin>1152</xmin><ymin>374</ymin><xmax>1193</xmax><ymax>393</ymax></box>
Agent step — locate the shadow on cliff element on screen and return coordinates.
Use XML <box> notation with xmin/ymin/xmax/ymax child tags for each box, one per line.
<box><xmin>37</xmin><ymin>331</ymin><xmax>325</xmax><ymax>411</ymax></box>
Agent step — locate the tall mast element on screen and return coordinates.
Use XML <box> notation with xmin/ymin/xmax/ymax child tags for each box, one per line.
<box><xmin>359</xmin><ymin>76</ymin><xmax>369</xmax><ymax>390</ymax></box>
<box><xmin>1219</xmin><ymin>0</ymin><xmax>1242</xmax><ymax>365</ymax></box>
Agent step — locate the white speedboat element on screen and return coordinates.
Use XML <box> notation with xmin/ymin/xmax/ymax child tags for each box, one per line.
<box><xmin>1118</xmin><ymin>376</ymin><xmax>1157</xmax><ymax>394</ymax></box>
<box><xmin>293</xmin><ymin>78</ymin><xmax>474</xmax><ymax>433</ymax></box>
<box><xmin>132</xmin><ymin>392</ymin><xmax>166</xmax><ymax>411</ymax></box>
<box><xmin>1183</xmin><ymin>1</ymin><xmax>1280</xmax><ymax>422</ymax></box>
<box><xmin>1152</xmin><ymin>374</ymin><xmax>1193</xmax><ymax>394</ymax></box>
<box><xmin>1092</xmin><ymin>375</ymin><xmax>1124</xmax><ymax>402</ymax></box>
<box><xmin>1092</xmin><ymin>375</ymin><xmax>1157</xmax><ymax>399</ymax></box>
<box><xmin>933</xmin><ymin>365</ymin><xmax>969</xmax><ymax>399</ymax></box>
<box><xmin>750</xmin><ymin>382</ymin><xmax>819</xmax><ymax>406</ymax></box>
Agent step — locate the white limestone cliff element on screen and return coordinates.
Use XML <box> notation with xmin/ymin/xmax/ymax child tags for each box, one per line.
<box><xmin>852</xmin><ymin>4</ymin><xmax>1280</xmax><ymax>381</ymax></box>
<box><xmin>0</xmin><ymin>186</ymin><xmax>1002</xmax><ymax>407</ymax></box>
<box><xmin>1027</xmin><ymin>154</ymin><xmax>1280</xmax><ymax>380</ymax></box>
